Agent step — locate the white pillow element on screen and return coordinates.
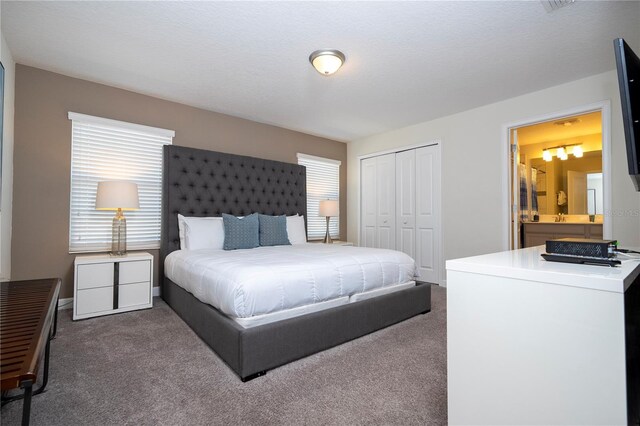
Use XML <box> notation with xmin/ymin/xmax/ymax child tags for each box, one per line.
<box><xmin>286</xmin><ymin>215</ymin><xmax>307</xmax><ymax>244</ymax></box>
<box><xmin>178</xmin><ymin>214</ymin><xmax>188</xmax><ymax>249</ymax></box>
<box><xmin>177</xmin><ymin>214</ymin><xmax>225</xmax><ymax>250</ymax></box>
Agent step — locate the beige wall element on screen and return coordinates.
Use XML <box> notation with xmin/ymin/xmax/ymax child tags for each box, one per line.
<box><xmin>12</xmin><ymin>65</ymin><xmax>347</xmax><ymax>298</ymax></box>
<box><xmin>1</xmin><ymin>34</ymin><xmax>15</xmax><ymax>281</ymax></box>
<box><xmin>348</xmin><ymin>70</ymin><xmax>640</xmax><ymax>283</ymax></box>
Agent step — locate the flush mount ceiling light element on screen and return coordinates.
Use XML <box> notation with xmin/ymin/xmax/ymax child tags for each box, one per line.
<box><xmin>309</xmin><ymin>49</ymin><xmax>346</xmax><ymax>76</ymax></box>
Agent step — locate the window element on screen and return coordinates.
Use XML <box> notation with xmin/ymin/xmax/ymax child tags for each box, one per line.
<box><xmin>68</xmin><ymin>112</ymin><xmax>174</xmax><ymax>252</ymax></box>
<box><xmin>297</xmin><ymin>153</ymin><xmax>341</xmax><ymax>240</ymax></box>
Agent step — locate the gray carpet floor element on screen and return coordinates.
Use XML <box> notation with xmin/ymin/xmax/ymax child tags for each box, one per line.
<box><xmin>1</xmin><ymin>286</ymin><xmax>447</xmax><ymax>426</ymax></box>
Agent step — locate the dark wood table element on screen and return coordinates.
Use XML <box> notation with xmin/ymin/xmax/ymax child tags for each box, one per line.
<box><xmin>1</xmin><ymin>279</ymin><xmax>60</xmax><ymax>426</ymax></box>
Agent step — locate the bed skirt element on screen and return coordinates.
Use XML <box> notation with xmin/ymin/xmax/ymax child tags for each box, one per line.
<box><xmin>162</xmin><ymin>277</ymin><xmax>432</xmax><ymax>381</ymax></box>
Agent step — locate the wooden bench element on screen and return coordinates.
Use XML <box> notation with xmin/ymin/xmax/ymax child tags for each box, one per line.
<box><xmin>1</xmin><ymin>279</ymin><xmax>61</xmax><ymax>426</ymax></box>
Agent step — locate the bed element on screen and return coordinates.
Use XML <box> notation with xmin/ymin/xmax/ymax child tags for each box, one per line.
<box><xmin>160</xmin><ymin>145</ymin><xmax>431</xmax><ymax>381</ymax></box>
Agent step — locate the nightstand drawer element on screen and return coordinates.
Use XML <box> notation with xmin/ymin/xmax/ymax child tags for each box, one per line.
<box><xmin>77</xmin><ymin>263</ymin><xmax>114</xmax><ymax>290</ymax></box>
<box><xmin>76</xmin><ymin>287</ymin><xmax>113</xmax><ymax>315</ymax></box>
<box><xmin>119</xmin><ymin>281</ymin><xmax>150</xmax><ymax>308</ymax></box>
<box><xmin>119</xmin><ymin>260</ymin><xmax>150</xmax><ymax>285</ymax></box>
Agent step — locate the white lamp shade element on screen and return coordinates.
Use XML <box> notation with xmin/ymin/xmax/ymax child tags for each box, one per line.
<box><xmin>96</xmin><ymin>181</ymin><xmax>140</xmax><ymax>210</ymax></box>
<box><xmin>319</xmin><ymin>199</ymin><xmax>339</xmax><ymax>217</ymax></box>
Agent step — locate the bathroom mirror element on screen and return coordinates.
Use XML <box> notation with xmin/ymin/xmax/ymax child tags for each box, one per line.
<box><xmin>530</xmin><ymin>149</ymin><xmax>602</xmax><ymax>215</ymax></box>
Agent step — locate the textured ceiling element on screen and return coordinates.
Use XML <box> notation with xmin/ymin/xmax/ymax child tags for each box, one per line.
<box><xmin>1</xmin><ymin>1</ymin><xmax>639</xmax><ymax>142</ymax></box>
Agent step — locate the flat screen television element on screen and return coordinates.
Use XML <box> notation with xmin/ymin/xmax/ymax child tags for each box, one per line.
<box><xmin>614</xmin><ymin>38</ymin><xmax>640</xmax><ymax>191</ymax></box>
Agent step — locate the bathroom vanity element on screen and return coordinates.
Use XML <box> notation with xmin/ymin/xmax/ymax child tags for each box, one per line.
<box><xmin>523</xmin><ymin>222</ymin><xmax>602</xmax><ymax>247</ymax></box>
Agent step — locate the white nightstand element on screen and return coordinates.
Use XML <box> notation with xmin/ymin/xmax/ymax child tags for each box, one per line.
<box><xmin>73</xmin><ymin>252</ymin><xmax>153</xmax><ymax>320</ymax></box>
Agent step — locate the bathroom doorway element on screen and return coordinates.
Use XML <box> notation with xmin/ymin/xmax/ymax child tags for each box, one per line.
<box><xmin>504</xmin><ymin>102</ymin><xmax>611</xmax><ymax>250</ymax></box>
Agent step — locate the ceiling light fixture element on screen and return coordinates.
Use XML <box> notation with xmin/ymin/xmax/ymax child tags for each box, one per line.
<box><xmin>543</xmin><ymin>150</ymin><xmax>553</xmax><ymax>162</ymax></box>
<box><xmin>309</xmin><ymin>49</ymin><xmax>346</xmax><ymax>76</ymax></box>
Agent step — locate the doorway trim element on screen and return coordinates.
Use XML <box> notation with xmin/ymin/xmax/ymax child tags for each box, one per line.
<box><xmin>501</xmin><ymin>100</ymin><xmax>612</xmax><ymax>250</ymax></box>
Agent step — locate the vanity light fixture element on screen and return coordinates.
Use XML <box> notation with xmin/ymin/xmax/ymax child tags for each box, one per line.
<box><xmin>309</xmin><ymin>49</ymin><xmax>346</xmax><ymax>76</ymax></box>
<box><xmin>557</xmin><ymin>147</ymin><xmax>567</xmax><ymax>160</ymax></box>
<box><xmin>542</xmin><ymin>144</ymin><xmax>583</xmax><ymax>161</ymax></box>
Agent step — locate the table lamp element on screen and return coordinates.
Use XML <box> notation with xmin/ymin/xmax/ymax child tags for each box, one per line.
<box><xmin>96</xmin><ymin>181</ymin><xmax>140</xmax><ymax>256</ymax></box>
<box><xmin>318</xmin><ymin>199</ymin><xmax>339</xmax><ymax>244</ymax></box>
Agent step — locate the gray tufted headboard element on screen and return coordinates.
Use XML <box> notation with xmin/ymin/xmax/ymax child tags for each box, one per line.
<box><xmin>160</xmin><ymin>145</ymin><xmax>307</xmax><ymax>267</ymax></box>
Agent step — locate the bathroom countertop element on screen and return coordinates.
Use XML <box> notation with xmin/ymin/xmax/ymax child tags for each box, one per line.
<box><xmin>524</xmin><ymin>221</ymin><xmax>603</xmax><ymax>225</ymax></box>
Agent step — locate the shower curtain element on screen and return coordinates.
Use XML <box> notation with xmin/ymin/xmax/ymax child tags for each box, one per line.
<box><xmin>519</xmin><ymin>164</ymin><xmax>538</xmax><ymax>222</ymax></box>
<box><xmin>519</xmin><ymin>163</ymin><xmax>528</xmax><ymax>222</ymax></box>
<box><xmin>531</xmin><ymin>168</ymin><xmax>538</xmax><ymax>216</ymax></box>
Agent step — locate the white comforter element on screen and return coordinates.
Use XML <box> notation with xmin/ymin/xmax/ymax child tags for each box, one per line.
<box><xmin>165</xmin><ymin>244</ymin><xmax>418</xmax><ymax>318</ymax></box>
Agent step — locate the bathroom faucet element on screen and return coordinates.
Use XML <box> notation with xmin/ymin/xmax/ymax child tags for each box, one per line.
<box><xmin>555</xmin><ymin>213</ymin><xmax>565</xmax><ymax>222</ymax></box>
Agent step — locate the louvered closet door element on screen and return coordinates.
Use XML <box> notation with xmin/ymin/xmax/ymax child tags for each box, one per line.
<box><xmin>375</xmin><ymin>153</ymin><xmax>396</xmax><ymax>249</ymax></box>
<box><xmin>360</xmin><ymin>157</ymin><xmax>378</xmax><ymax>248</ymax></box>
<box><xmin>396</xmin><ymin>150</ymin><xmax>416</xmax><ymax>257</ymax></box>
<box><xmin>415</xmin><ymin>145</ymin><xmax>441</xmax><ymax>283</ymax></box>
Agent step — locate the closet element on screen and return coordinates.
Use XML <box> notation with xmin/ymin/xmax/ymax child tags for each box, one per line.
<box><xmin>360</xmin><ymin>144</ymin><xmax>441</xmax><ymax>284</ymax></box>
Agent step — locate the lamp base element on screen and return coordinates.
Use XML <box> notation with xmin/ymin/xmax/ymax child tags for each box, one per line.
<box><xmin>111</xmin><ymin>211</ymin><xmax>127</xmax><ymax>256</ymax></box>
<box><xmin>323</xmin><ymin>216</ymin><xmax>333</xmax><ymax>244</ymax></box>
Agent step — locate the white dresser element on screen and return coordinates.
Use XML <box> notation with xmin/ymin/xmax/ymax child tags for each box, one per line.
<box><xmin>446</xmin><ymin>246</ymin><xmax>640</xmax><ymax>425</ymax></box>
<box><xmin>73</xmin><ymin>252</ymin><xmax>153</xmax><ymax>320</ymax></box>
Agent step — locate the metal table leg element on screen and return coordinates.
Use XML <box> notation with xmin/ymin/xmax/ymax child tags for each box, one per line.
<box><xmin>52</xmin><ymin>298</ymin><xmax>59</xmax><ymax>339</ymax></box>
<box><xmin>20</xmin><ymin>380</ymin><xmax>33</xmax><ymax>426</ymax></box>
<box><xmin>33</xmin><ymin>338</ymin><xmax>51</xmax><ymax>396</ymax></box>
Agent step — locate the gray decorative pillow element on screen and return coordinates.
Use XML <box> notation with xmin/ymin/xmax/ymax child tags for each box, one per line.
<box><xmin>259</xmin><ymin>214</ymin><xmax>291</xmax><ymax>247</ymax></box>
<box><xmin>222</xmin><ymin>213</ymin><xmax>259</xmax><ymax>250</ymax></box>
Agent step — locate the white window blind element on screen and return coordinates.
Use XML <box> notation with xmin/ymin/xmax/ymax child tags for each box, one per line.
<box><xmin>297</xmin><ymin>153</ymin><xmax>341</xmax><ymax>240</ymax></box>
<box><xmin>68</xmin><ymin>112</ymin><xmax>174</xmax><ymax>253</ymax></box>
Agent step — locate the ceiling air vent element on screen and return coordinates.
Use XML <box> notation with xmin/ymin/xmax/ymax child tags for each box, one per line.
<box><xmin>541</xmin><ymin>0</ymin><xmax>575</xmax><ymax>12</ymax></box>
<box><xmin>553</xmin><ymin>118</ymin><xmax>581</xmax><ymax>127</ymax></box>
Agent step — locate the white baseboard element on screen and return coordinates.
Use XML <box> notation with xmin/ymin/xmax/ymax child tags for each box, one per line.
<box><xmin>58</xmin><ymin>297</ymin><xmax>73</xmax><ymax>310</ymax></box>
<box><xmin>58</xmin><ymin>286</ymin><xmax>161</xmax><ymax>310</ymax></box>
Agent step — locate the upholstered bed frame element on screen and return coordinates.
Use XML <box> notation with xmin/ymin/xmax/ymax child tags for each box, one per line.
<box><xmin>160</xmin><ymin>145</ymin><xmax>431</xmax><ymax>381</ymax></box>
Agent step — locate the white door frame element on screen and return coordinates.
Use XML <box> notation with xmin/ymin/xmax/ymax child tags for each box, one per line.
<box><xmin>501</xmin><ymin>100</ymin><xmax>612</xmax><ymax>250</ymax></box>
<box><xmin>356</xmin><ymin>140</ymin><xmax>443</xmax><ymax>285</ymax></box>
